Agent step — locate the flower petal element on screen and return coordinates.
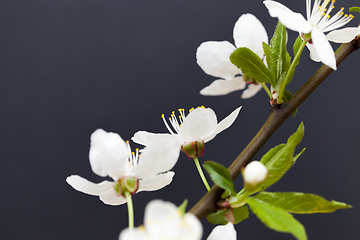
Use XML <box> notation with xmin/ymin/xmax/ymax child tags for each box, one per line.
<box><xmin>200</xmin><ymin>77</ymin><xmax>246</xmax><ymax>96</ymax></box>
<box><xmin>119</xmin><ymin>229</ymin><xmax>149</xmax><ymax>240</ymax></box>
<box><xmin>144</xmin><ymin>200</ymin><xmax>182</xmax><ymax>239</ymax></box>
<box><xmin>206</xmin><ymin>223</ymin><xmax>236</xmax><ymax>240</ymax></box>
<box><xmin>132</xmin><ymin>131</ymin><xmax>178</xmax><ymax>146</ymax></box>
<box><xmin>179</xmin><ymin>108</ymin><xmax>217</xmax><ymax>143</ymax></box>
<box><xmin>311</xmin><ymin>27</ymin><xmax>337</xmax><ymax>70</ymax></box>
<box><xmin>233</xmin><ymin>13</ymin><xmax>269</xmax><ymax>56</ymax></box>
<box><xmin>306</xmin><ymin>42</ymin><xmax>321</xmax><ymax>62</ymax></box>
<box><xmin>179</xmin><ymin>213</ymin><xmax>203</xmax><ymax>240</ymax></box>
<box><xmin>202</xmin><ymin>106</ymin><xmax>241</xmax><ymax>143</ymax></box>
<box><xmin>241</xmin><ymin>84</ymin><xmax>263</xmax><ymax>99</ymax></box>
<box><xmin>263</xmin><ymin>0</ymin><xmax>312</xmax><ymax>33</ymax></box>
<box><xmin>66</xmin><ymin>175</ymin><xmax>113</xmax><ymax>195</ymax></box>
<box><xmin>326</xmin><ymin>27</ymin><xmax>360</xmax><ymax>43</ymax></box>
<box><xmin>196</xmin><ymin>41</ymin><xmax>240</xmax><ymax>80</ymax></box>
<box><xmin>89</xmin><ymin>129</ymin><xmax>129</xmax><ymax>179</ymax></box>
<box><xmin>99</xmin><ymin>188</ymin><xmax>127</xmax><ymax>205</ymax></box>
<box><xmin>137</xmin><ymin>171</ymin><xmax>175</xmax><ymax>192</ymax></box>
<box><xmin>134</xmin><ymin>140</ymin><xmax>180</xmax><ymax>179</ymax></box>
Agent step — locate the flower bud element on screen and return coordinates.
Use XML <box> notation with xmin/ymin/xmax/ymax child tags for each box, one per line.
<box><xmin>114</xmin><ymin>176</ymin><xmax>139</xmax><ymax>197</ymax></box>
<box><xmin>243</xmin><ymin>161</ymin><xmax>267</xmax><ymax>188</ymax></box>
<box><xmin>181</xmin><ymin>139</ymin><xmax>205</xmax><ymax>159</ymax></box>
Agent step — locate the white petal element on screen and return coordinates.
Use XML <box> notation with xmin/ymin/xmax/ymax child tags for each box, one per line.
<box><xmin>241</xmin><ymin>84</ymin><xmax>263</xmax><ymax>99</ymax></box>
<box><xmin>179</xmin><ymin>213</ymin><xmax>203</xmax><ymax>240</ymax></box>
<box><xmin>202</xmin><ymin>106</ymin><xmax>241</xmax><ymax>143</ymax></box>
<box><xmin>326</xmin><ymin>27</ymin><xmax>360</xmax><ymax>43</ymax></box>
<box><xmin>196</xmin><ymin>41</ymin><xmax>240</xmax><ymax>80</ymax></box>
<box><xmin>137</xmin><ymin>172</ymin><xmax>175</xmax><ymax>192</ymax></box>
<box><xmin>306</xmin><ymin>42</ymin><xmax>321</xmax><ymax>62</ymax></box>
<box><xmin>89</xmin><ymin>129</ymin><xmax>129</xmax><ymax>179</ymax></box>
<box><xmin>243</xmin><ymin>161</ymin><xmax>268</xmax><ymax>186</ymax></box>
<box><xmin>311</xmin><ymin>27</ymin><xmax>337</xmax><ymax>70</ymax></box>
<box><xmin>263</xmin><ymin>0</ymin><xmax>312</xmax><ymax>33</ymax></box>
<box><xmin>66</xmin><ymin>175</ymin><xmax>113</xmax><ymax>195</ymax></box>
<box><xmin>119</xmin><ymin>228</ymin><xmax>149</xmax><ymax>240</ymax></box>
<box><xmin>233</xmin><ymin>13</ymin><xmax>269</xmax><ymax>56</ymax></box>
<box><xmin>200</xmin><ymin>77</ymin><xmax>246</xmax><ymax>96</ymax></box>
<box><xmin>134</xmin><ymin>140</ymin><xmax>180</xmax><ymax>179</ymax></box>
<box><xmin>179</xmin><ymin>108</ymin><xmax>217</xmax><ymax>142</ymax></box>
<box><xmin>144</xmin><ymin>200</ymin><xmax>182</xmax><ymax>239</ymax></box>
<box><xmin>132</xmin><ymin>131</ymin><xmax>178</xmax><ymax>146</ymax></box>
<box><xmin>207</xmin><ymin>223</ymin><xmax>236</xmax><ymax>240</ymax></box>
<box><xmin>99</xmin><ymin>188</ymin><xmax>127</xmax><ymax>205</ymax></box>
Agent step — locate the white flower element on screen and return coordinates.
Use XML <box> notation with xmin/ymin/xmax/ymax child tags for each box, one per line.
<box><xmin>243</xmin><ymin>160</ymin><xmax>268</xmax><ymax>186</ymax></box>
<box><xmin>132</xmin><ymin>106</ymin><xmax>241</xmax><ymax>148</ymax></box>
<box><xmin>206</xmin><ymin>223</ymin><xmax>237</xmax><ymax>240</ymax></box>
<box><xmin>264</xmin><ymin>0</ymin><xmax>360</xmax><ymax>70</ymax></box>
<box><xmin>66</xmin><ymin>129</ymin><xmax>180</xmax><ymax>205</ymax></box>
<box><xmin>119</xmin><ymin>200</ymin><xmax>203</xmax><ymax>240</ymax></box>
<box><xmin>196</xmin><ymin>13</ymin><xmax>268</xmax><ymax>99</ymax></box>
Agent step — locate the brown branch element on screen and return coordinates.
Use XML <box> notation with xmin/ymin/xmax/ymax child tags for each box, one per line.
<box><xmin>189</xmin><ymin>37</ymin><xmax>360</xmax><ymax>219</ymax></box>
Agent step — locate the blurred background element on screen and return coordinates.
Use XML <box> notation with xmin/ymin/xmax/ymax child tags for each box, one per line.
<box><xmin>1</xmin><ymin>0</ymin><xmax>359</xmax><ymax>239</ymax></box>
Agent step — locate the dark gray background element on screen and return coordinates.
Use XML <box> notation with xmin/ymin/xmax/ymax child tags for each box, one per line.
<box><xmin>1</xmin><ymin>0</ymin><xmax>359</xmax><ymax>239</ymax></box>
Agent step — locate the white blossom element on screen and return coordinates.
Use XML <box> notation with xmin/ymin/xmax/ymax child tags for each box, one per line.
<box><xmin>243</xmin><ymin>161</ymin><xmax>268</xmax><ymax>186</ymax></box>
<box><xmin>119</xmin><ymin>200</ymin><xmax>237</xmax><ymax>240</ymax></box>
<box><xmin>264</xmin><ymin>0</ymin><xmax>360</xmax><ymax>70</ymax></box>
<box><xmin>132</xmin><ymin>106</ymin><xmax>241</xmax><ymax>147</ymax></box>
<box><xmin>206</xmin><ymin>223</ymin><xmax>237</xmax><ymax>240</ymax></box>
<box><xmin>119</xmin><ymin>200</ymin><xmax>203</xmax><ymax>240</ymax></box>
<box><xmin>66</xmin><ymin>129</ymin><xmax>180</xmax><ymax>205</ymax></box>
<box><xmin>196</xmin><ymin>13</ymin><xmax>268</xmax><ymax>99</ymax></box>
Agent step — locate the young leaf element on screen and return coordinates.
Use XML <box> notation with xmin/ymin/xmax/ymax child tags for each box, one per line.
<box><xmin>247</xmin><ymin>197</ymin><xmax>307</xmax><ymax>240</ymax></box>
<box><xmin>258</xmin><ymin>122</ymin><xmax>305</xmax><ymax>191</ymax></box>
<box><xmin>270</xmin><ymin>21</ymin><xmax>288</xmax><ymax>82</ymax></box>
<box><xmin>207</xmin><ymin>205</ymin><xmax>249</xmax><ymax>225</ymax></box>
<box><xmin>349</xmin><ymin>6</ymin><xmax>360</xmax><ymax>13</ymax></box>
<box><xmin>203</xmin><ymin>161</ymin><xmax>236</xmax><ymax>195</ymax></box>
<box><xmin>230</xmin><ymin>47</ymin><xmax>275</xmax><ymax>86</ymax></box>
<box><xmin>262</xmin><ymin>42</ymin><xmax>271</xmax><ymax>69</ymax></box>
<box><xmin>287</xmin><ymin>36</ymin><xmax>303</xmax><ymax>84</ymax></box>
<box><xmin>252</xmin><ymin>191</ymin><xmax>352</xmax><ymax>214</ymax></box>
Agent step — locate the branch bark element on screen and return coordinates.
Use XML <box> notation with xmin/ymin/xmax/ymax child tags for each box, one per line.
<box><xmin>189</xmin><ymin>37</ymin><xmax>360</xmax><ymax>219</ymax></box>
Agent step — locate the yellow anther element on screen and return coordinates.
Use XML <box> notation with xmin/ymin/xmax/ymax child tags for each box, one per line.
<box><xmin>345</xmin><ymin>14</ymin><xmax>348</xmax><ymax>17</ymax></box>
<box><xmin>161</xmin><ymin>113</ymin><xmax>164</xmax><ymax>118</ymax></box>
<box><xmin>327</xmin><ymin>15</ymin><xmax>330</xmax><ymax>18</ymax></box>
<box><xmin>126</xmin><ymin>140</ymin><xmax>129</xmax><ymax>143</ymax></box>
<box><xmin>350</xmin><ymin>14</ymin><xmax>354</xmax><ymax>18</ymax></box>
<box><xmin>189</xmin><ymin>108</ymin><xmax>194</xmax><ymax>112</ymax></box>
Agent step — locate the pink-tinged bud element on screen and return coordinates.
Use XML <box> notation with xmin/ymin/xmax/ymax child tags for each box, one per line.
<box><xmin>114</xmin><ymin>176</ymin><xmax>139</xmax><ymax>197</ymax></box>
<box><xmin>181</xmin><ymin>139</ymin><xmax>205</xmax><ymax>159</ymax></box>
<box><xmin>243</xmin><ymin>161</ymin><xmax>268</xmax><ymax>188</ymax></box>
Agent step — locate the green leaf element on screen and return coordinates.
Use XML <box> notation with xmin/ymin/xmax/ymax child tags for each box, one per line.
<box><xmin>230</xmin><ymin>47</ymin><xmax>275</xmax><ymax>86</ymax></box>
<box><xmin>203</xmin><ymin>161</ymin><xmax>236</xmax><ymax>195</ymax></box>
<box><xmin>252</xmin><ymin>191</ymin><xmax>352</xmax><ymax>214</ymax></box>
<box><xmin>207</xmin><ymin>205</ymin><xmax>249</xmax><ymax>225</ymax></box>
<box><xmin>262</xmin><ymin>42</ymin><xmax>271</xmax><ymax>70</ymax></box>
<box><xmin>178</xmin><ymin>199</ymin><xmax>188</xmax><ymax>216</ymax></box>
<box><xmin>293</xmin><ymin>36</ymin><xmax>303</xmax><ymax>58</ymax></box>
<box><xmin>349</xmin><ymin>6</ymin><xmax>360</xmax><ymax>13</ymax></box>
<box><xmin>258</xmin><ymin>122</ymin><xmax>305</xmax><ymax>191</ymax></box>
<box><xmin>270</xmin><ymin>21</ymin><xmax>288</xmax><ymax>82</ymax></box>
<box><xmin>287</xmin><ymin>36</ymin><xmax>303</xmax><ymax>84</ymax></box>
<box><xmin>247</xmin><ymin>197</ymin><xmax>307</xmax><ymax>240</ymax></box>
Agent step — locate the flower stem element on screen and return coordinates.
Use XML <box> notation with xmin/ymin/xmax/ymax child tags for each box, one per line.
<box><xmin>193</xmin><ymin>156</ymin><xmax>211</xmax><ymax>191</ymax></box>
<box><xmin>259</xmin><ymin>82</ymin><xmax>272</xmax><ymax>99</ymax></box>
<box><xmin>124</xmin><ymin>191</ymin><xmax>134</xmax><ymax>229</ymax></box>
<box><xmin>277</xmin><ymin>40</ymin><xmax>307</xmax><ymax>104</ymax></box>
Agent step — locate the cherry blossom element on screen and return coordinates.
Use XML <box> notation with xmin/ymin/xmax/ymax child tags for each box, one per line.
<box><xmin>196</xmin><ymin>13</ymin><xmax>268</xmax><ymax>99</ymax></box>
<box><xmin>66</xmin><ymin>129</ymin><xmax>179</xmax><ymax>205</ymax></box>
